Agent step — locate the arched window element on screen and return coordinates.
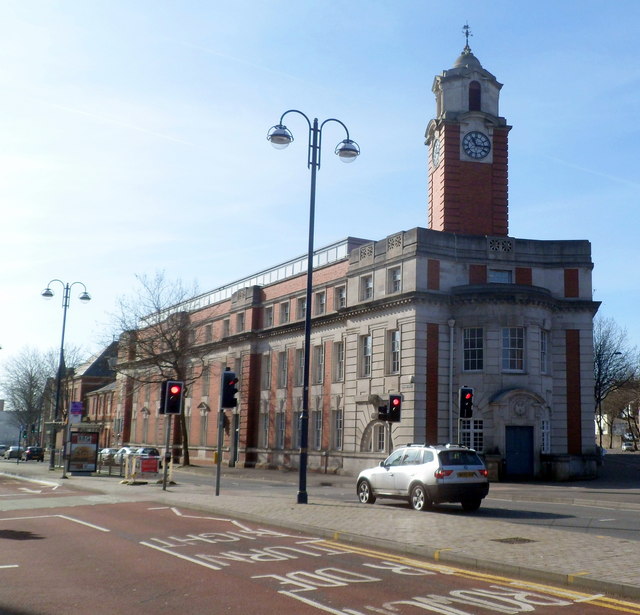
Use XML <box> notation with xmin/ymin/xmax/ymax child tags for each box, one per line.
<box><xmin>469</xmin><ymin>81</ymin><xmax>481</xmax><ymax>111</ymax></box>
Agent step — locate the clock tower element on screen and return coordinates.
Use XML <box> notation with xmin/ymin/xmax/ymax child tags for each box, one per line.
<box><xmin>426</xmin><ymin>28</ymin><xmax>511</xmax><ymax>236</ymax></box>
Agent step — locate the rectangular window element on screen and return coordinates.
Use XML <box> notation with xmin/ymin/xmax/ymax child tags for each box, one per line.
<box><xmin>360</xmin><ymin>274</ymin><xmax>373</xmax><ymax>301</ymax></box>
<box><xmin>200</xmin><ymin>413</ymin><xmax>208</xmax><ymax>446</ymax></box>
<box><xmin>313</xmin><ymin>344</ymin><xmax>324</xmax><ymax>384</ymax></box>
<box><xmin>261</xmin><ymin>353</ymin><xmax>271</xmax><ymax>390</ymax></box>
<box><xmin>264</xmin><ymin>306</ymin><xmax>274</xmax><ymax>328</ymax></box>
<box><xmin>292</xmin><ymin>411</ymin><xmax>302</xmax><ymax>449</ymax></box>
<box><xmin>460</xmin><ymin>419</ymin><xmax>484</xmax><ymax>451</ymax></box>
<box><xmin>388</xmin><ymin>267</ymin><xmax>402</xmax><ymax>294</ymax></box>
<box><xmin>312</xmin><ymin>410</ymin><xmax>322</xmax><ymax>450</ymax></box>
<box><xmin>463</xmin><ymin>328</ymin><xmax>484</xmax><ymax>371</ymax></box>
<box><xmin>335</xmin><ymin>285</ymin><xmax>347</xmax><ymax>309</ymax></box>
<box><xmin>315</xmin><ymin>291</ymin><xmax>326</xmax><ymax>315</ymax></box>
<box><xmin>280</xmin><ymin>302</ymin><xmax>290</xmax><ymax>324</ymax></box>
<box><xmin>275</xmin><ymin>411</ymin><xmax>285</xmax><ymax>449</ymax></box>
<box><xmin>296</xmin><ymin>297</ymin><xmax>307</xmax><ymax>320</ymax></box>
<box><xmin>541</xmin><ymin>419</ymin><xmax>550</xmax><ymax>454</ymax></box>
<box><xmin>260</xmin><ymin>409</ymin><xmax>269</xmax><ymax>448</ymax></box>
<box><xmin>360</xmin><ymin>334</ymin><xmax>372</xmax><ymax>377</ymax></box>
<box><xmin>204</xmin><ymin>324</ymin><xmax>213</xmax><ymax>343</ymax></box>
<box><xmin>488</xmin><ymin>269</ymin><xmax>512</xmax><ymax>283</ymax></box>
<box><xmin>333</xmin><ymin>341</ymin><xmax>345</xmax><ymax>382</ymax></box>
<box><xmin>373</xmin><ymin>424</ymin><xmax>385</xmax><ymax>452</ymax></box>
<box><xmin>236</xmin><ymin>312</ymin><xmax>245</xmax><ymax>332</ymax></box>
<box><xmin>388</xmin><ymin>330</ymin><xmax>401</xmax><ymax>374</ymax></box>
<box><xmin>277</xmin><ymin>351</ymin><xmax>287</xmax><ymax>389</ymax></box>
<box><xmin>294</xmin><ymin>349</ymin><xmax>304</xmax><ymax>386</ymax></box>
<box><xmin>222</xmin><ymin>319</ymin><xmax>230</xmax><ymax>337</ymax></box>
<box><xmin>201</xmin><ymin>365</ymin><xmax>210</xmax><ymax>394</ymax></box>
<box><xmin>540</xmin><ymin>329</ymin><xmax>549</xmax><ymax>374</ymax></box>
<box><xmin>502</xmin><ymin>327</ymin><xmax>525</xmax><ymax>371</ymax></box>
<box><xmin>333</xmin><ymin>409</ymin><xmax>343</xmax><ymax>450</ymax></box>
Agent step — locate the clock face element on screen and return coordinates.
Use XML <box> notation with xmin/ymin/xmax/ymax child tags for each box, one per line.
<box><xmin>431</xmin><ymin>138</ymin><xmax>441</xmax><ymax>167</ymax></box>
<box><xmin>462</xmin><ymin>131</ymin><xmax>491</xmax><ymax>159</ymax></box>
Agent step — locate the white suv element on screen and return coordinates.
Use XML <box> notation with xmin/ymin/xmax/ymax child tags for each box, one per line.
<box><xmin>356</xmin><ymin>443</ymin><xmax>489</xmax><ymax>512</ymax></box>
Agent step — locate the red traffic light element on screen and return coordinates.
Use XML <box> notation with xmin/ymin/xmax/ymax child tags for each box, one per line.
<box><xmin>464</xmin><ymin>392</ymin><xmax>472</xmax><ymax>400</ymax></box>
<box><xmin>169</xmin><ymin>384</ymin><xmax>182</xmax><ymax>395</ymax></box>
<box><xmin>391</xmin><ymin>396</ymin><xmax>401</xmax><ymax>407</ymax></box>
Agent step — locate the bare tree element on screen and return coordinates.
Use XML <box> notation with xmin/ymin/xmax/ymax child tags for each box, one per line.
<box><xmin>593</xmin><ymin>316</ymin><xmax>639</xmax><ymax>447</ymax></box>
<box><xmin>602</xmin><ymin>381</ymin><xmax>640</xmax><ymax>448</ymax></box>
<box><xmin>111</xmin><ymin>271</ymin><xmax>206</xmax><ymax>465</ymax></box>
<box><xmin>1</xmin><ymin>346</ymin><xmax>88</xmax><ymax>446</ymax></box>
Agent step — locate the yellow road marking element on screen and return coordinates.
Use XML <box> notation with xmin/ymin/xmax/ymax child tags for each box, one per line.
<box><xmin>317</xmin><ymin>540</ymin><xmax>640</xmax><ymax>613</ymax></box>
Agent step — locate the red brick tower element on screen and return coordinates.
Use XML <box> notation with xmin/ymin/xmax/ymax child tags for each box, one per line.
<box><xmin>425</xmin><ymin>33</ymin><xmax>511</xmax><ymax>236</ymax></box>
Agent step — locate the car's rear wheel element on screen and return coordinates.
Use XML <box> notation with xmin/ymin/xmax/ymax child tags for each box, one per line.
<box><xmin>357</xmin><ymin>479</ymin><xmax>376</xmax><ymax>504</ymax></box>
<box><xmin>461</xmin><ymin>497</ymin><xmax>482</xmax><ymax>512</ymax></box>
<box><xmin>410</xmin><ymin>484</ymin><xmax>431</xmax><ymax>511</ymax></box>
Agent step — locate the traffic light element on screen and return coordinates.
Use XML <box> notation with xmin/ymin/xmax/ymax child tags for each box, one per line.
<box><xmin>378</xmin><ymin>394</ymin><xmax>402</xmax><ymax>422</ymax></box>
<box><xmin>459</xmin><ymin>387</ymin><xmax>474</xmax><ymax>419</ymax></box>
<box><xmin>22</xmin><ymin>429</ymin><xmax>27</xmax><ymax>440</ymax></box>
<box><xmin>388</xmin><ymin>394</ymin><xmax>402</xmax><ymax>422</ymax></box>
<box><xmin>221</xmin><ymin>369</ymin><xmax>239</xmax><ymax>408</ymax></box>
<box><xmin>30</xmin><ymin>424</ymin><xmax>36</xmax><ymax>434</ymax></box>
<box><xmin>161</xmin><ymin>380</ymin><xmax>184</xmax><ymax>414</ymax></box>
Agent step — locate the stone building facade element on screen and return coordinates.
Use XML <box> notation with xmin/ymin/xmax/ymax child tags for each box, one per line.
<box><xmin>108</xmin><ymin>41</ymin><xmax>599</xmax><ymax>480</ymax></box>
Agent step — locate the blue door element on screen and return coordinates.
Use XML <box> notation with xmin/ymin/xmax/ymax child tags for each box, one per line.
<box><xmin>505</xmin><ymin>426</ymin><xmax>534</xmax><ymax>478</ymax></box>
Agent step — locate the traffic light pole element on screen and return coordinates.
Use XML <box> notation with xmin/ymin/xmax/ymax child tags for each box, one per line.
<box><xmin>161</xmin><ymin>414</ymin><xmax>172</xmax><ymax>491</ymax></box>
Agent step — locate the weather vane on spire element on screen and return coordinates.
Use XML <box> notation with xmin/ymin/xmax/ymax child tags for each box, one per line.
<box><xmin>462</xmin><ymin>22</ymin><xmax>472</xmax><ymax>52</ymax></box>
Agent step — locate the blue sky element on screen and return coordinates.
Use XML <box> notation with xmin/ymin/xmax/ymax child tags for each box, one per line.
<box><xmin>1</xmin><ymin>0</ymin><xmax>639</xmax><ymax>371</ymax></box>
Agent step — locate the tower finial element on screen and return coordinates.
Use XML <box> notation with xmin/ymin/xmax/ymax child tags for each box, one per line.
<box><xmin>462</xmin><ymin>22</ymin><xmax>472</xmax><ymax>53</ymax></box>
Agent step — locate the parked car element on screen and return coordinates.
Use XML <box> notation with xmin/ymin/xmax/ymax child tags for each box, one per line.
<box><xmin>622</xmin><ymin>441</ymin><xmax>635</xmax><ymax>452</ymax></box>
<box><xmin>3</xmin><ymin>446</ymin><xmax>24</xmax><ymax>459</ymax></box>
<box><xmin>21</xmin><ymin>446</ymin><xmax>45</xmax><ymax>462</ymax></box>
<box><xmin>0</xmin><ymin>444</ymin><xmax>8</xmax><ymax>456</ymax></box>
<box><xmin>356</xmin><ymin>443</ymin><xmax>490</xmax><ymax>512</ymax></box>
<box><xmin>98</xmin><ymin>448</ymin><xmax>119</xmax><ymax>464</ymax></box>
<box><xmin>113</xmin><ymin>446</ymin><xmax>138</xmax><ymax>464</ymax></box>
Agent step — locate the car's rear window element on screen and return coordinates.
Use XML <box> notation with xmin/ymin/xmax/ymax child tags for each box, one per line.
<box><xmin>438</xmin><ymin>450</ymin><xmax>483</xmax><ymax>466</ymax></box>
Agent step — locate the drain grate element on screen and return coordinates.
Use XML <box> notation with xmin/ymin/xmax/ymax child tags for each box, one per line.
<box><xmin>491</xmin><ymin>537</ymin><xmax>536</xmax><ymax>545</ymax></box>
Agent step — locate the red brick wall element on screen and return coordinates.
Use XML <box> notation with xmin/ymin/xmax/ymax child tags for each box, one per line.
<box><xmin>426</xmin><ymin>323</ymin><xmax>439</xmax><ymax>443</ymax></box>
<box><xmin>565</xmin><ymin>330</ymin><xmax>582</xmax><ymax>455</ymax></box>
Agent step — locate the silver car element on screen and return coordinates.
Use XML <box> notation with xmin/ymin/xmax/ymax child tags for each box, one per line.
<box><xmin>356</xmin><ymin>443</ymin><xmax>490</xmax><ymax>512</ymax></box>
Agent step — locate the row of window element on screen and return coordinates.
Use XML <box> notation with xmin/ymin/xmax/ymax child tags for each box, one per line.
<box><xmin>259</xmin><ymin>409</ymin><xmax>344</xmax><ymax>451</ymax></box>
<box><xmin>463</xmin><ymin>327</ymin><xmax>549</xmax><ymax>373</ymax></box>
<box><xmin>459</xmin><ymin>418</ymin><xmax>551</xmax><ymax>455</ymax></box>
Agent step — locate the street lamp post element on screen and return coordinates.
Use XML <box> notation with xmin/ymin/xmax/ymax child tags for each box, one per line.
<box><xmin>267</xmin><ymin>110</ymin><xmax>360</xmax><ymax>504</ymax></box>
<box><xmin>41</xmin><ymin>280</ymin><xmax>91</xmax><ymax>476</ymax></box>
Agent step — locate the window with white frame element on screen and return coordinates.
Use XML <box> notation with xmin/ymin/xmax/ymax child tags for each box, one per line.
<box><xmin>259</xmin><ymin>403</ymin><xmax>269</xmax><ymax>448</ymax></box>
<box><xmin>388</xmin><ymin>330</ymin><xmax>401</xmax><ymax>374</ymax></box>
<box><xmin>296</xmin><ymin>297</ymin><xmax>306</xmax><ymax>320</ymax></box>
<box><xmin>294</xmin><ymin>348</ymin><xmax>304</xmax><ymax>386</ymax></box>
<box><xmin>502</xmin><ymin>327</ymin><xmax>525</xmax><ymax>371</ymax></box>
<box><xmin>313</xmin><ymin>344</ymin><xmax>324</xmax><ymax>384</ymax></box>
<box><xmin>261</xmin><ymin>353</ymin><xmax>271</xmax><ymax>389</ymax></box>
<box><xmin>488</xmin><ymin>269</ymin><xmax>512</xmax><ymax>283</ymax></box>
<box><xmin>312</xmin><ymin>410</ymin><xmax>322</xmax><ymax>450</ymax></box>
<box><xmin>540</xmin><ymin>329</ymin><xmax>549</xmax><ymax>374</ymax></box>
<box><xmin>333</xmin><ymin>341</ymin><xmax>345</xmax><ymax>382</ymax></box>
<box><xmin>277</xmin><ymin>351</ymin><xmax>287</xmax><ymax>389</ymax></box>
<box><xmin>200</xmin><ymin>412</ymin><xmax>208</xmax><ymax>446</ymax></box>
<box><xmin>292</xmin><ymin>410</ymin><xmax>302</xmax><ymax>448</ymax></box>
<box><xmin>463</xmin><ymin>327</ymin><xmax>484</xmax><ymax>371</ymax></box>
<box><xmin>333</xmin><ymin>409</ymin><xmax>343</xmax><ymax>450</ymax></box>
<box><xmin>388</xmin><ymin>266</ymin><xmax>402</xmax><ymax>294</ymax></box>
<box><xmin>360</xmin><ymin>334</ymin><xmax>373</xmax><ymax>377</ymax></box>
<box><xmin>275</xmin><ymin>410</ymin><xmax>286</xmax><ymax>449</ymax></box>
<box><xmin>360</xmin><ymin>274</ymin><xmax>373</xmax><ymax>301</ymax></box>
<box><xmin>315</xmin><ymin>291</ymin><xmax>326</xmax><ymax>315</ymax></box>
<box><xmin>541</xmin><ymin>419</ymin><xmax>550</xmax><ymax>454</ymax></box>
<box><xmin>373</xmin><ymin>424</ymin><xmax>385</xmax><ymax>452</ymax></box>
<box><xmin>335</xmin><ymin>285</ymin><xmax>347</xmax><ymax>309</ymax></box>
<box><xmin>459</xmin><ymin>419</ymin><xmax>484</xmax><ymax>451</ymax></box>
<box><xmin>280</xmin><ymin>302</ymin><xmax>290</xmax><ymax>324</ymax></box>
<box><xmin>264</xmin><ymin>306</ymin><xmax>274</xmax><ymax>328</ymax></box>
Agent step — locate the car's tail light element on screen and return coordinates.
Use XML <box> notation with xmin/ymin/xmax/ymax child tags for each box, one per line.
<box><xmin>479</xmin><ymin>468</ymin><xmax>489</xmax><ymax>478</ymax></box>
<box><xmin>434</xmin><ymin>469</ymin><xmax>453</xmax><ymax>479</ymax></box>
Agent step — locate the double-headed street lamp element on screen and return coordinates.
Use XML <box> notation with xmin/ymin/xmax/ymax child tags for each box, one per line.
<box><xmin>41</xmin><ymin>280</ymin><xmax>91</xmax><ymax>475</ymax></box>
<box><xmin>267</xmin><ymin>110</ymin><xmax>360</xmax><ymax>504</ymax></box>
